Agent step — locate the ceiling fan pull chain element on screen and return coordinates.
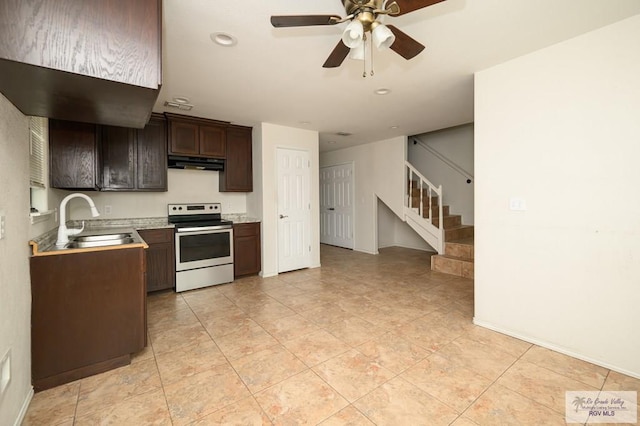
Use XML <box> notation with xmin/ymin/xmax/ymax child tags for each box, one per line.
<box><xmin>370</xmin><ymin>36</ymin><xmax>375</xmax><ymax>77</ymax></box>
<box><xmin>362</xmin><ymin>34</ymin><xmax>367</xmax><ymax>78</ymax></box>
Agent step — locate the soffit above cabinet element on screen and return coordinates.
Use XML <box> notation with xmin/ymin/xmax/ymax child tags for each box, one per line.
<box><xmin>0</xmin><ymin>0</ymin><xmax>162</xmax><ymax>128</ymax></box>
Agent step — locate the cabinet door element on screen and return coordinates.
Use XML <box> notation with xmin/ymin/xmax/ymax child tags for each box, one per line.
<box><xmin>144</xmin><ymin>242</ymin><xmax>175</xmax><ymax>292</ymax></box>
<box><xmin>136</xmin><ymin>114</ymin><xmax>167</xmax><ymax>190</ymax></box>
<box><xmin>101</xmin><ymin>126</ymin><xmax>136</xmax><ymax>190</ymax></box>
<box><xmin>49</xmin><ymin>119</ymin><xmax>100</xmax><ymax>190</ymax></box>
<box><xmin>199</xmin><ymin>124</ymin><xmax>226</xmax><ymax>158</ymax></box>
<box><xmin>220</xmin><ymin>126</ymin><xmax>253</xmax><ymax>192</ymax></box>
<box><xmin>169</xmin><ymin>120</ymin><xmax>199</xmax><ymax>155</ymax></box>
<box><xmin>233</xmin><ymin>223</ymin><xmax>261</xmax><ymax>277</ymax></box>
<box><xmin>138</xmin><ymin>228</ymin><xmax>175</xmax><ymax>292</ymax></box>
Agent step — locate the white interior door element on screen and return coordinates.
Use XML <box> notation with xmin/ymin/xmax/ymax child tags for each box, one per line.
<box><xmin>277</xmin><ymin>148</ymin><xmax>311</xmax><ymax>273</ymax></box>
<box><xmin>320</xmin><ymin>163</ymin><xmax>354</xmax><ymax>249</ymax></box>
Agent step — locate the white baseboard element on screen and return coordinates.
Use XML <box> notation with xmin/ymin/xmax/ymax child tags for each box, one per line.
<box><xmin>13</xmin><ymin>386</ymin><xmax>33</xmax><ymax>426</ymax></box>
<box><xmin>473</xmin><ymin>318</ymin><xmax>640</xmax><ymax>380</ymax></box>
<box><xmin>354</xmin><ymin>248</ymin><xmax>378</xmax><ymax>255</ymax></box>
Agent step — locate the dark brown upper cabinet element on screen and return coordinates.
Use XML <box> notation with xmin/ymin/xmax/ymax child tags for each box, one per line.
<box><xmin>166</xmin><ymin>113</ymin><xmax>227</xmax><ymax>159</ymax></box>
<box><xmin>0</xmin><ymin>0</ymin><xmax>162</xmax><ymax>128</ymax></box>
<box><xmin>220</xmin><ymin>125</ymin><xmax>253</xmax><ymax>192</ymax></box>
<box><xmin>136</xmin><ymin>115</ymin><xmax>168</xmax><ymax>190</ymax></box>
<box><xmin>49</xmin><ymin>120</ymin><xmax>101</xmax><ymax>190</ymax></box>
<box><xmin>101</xmin><ymin>113</ymin><xmax>167</xmax><ymax>192</ymax></box>
<box><xmin>51</xmin><ymin>114</ymin><xmax>167</xmax><ymax>191</ymax></box>
<box><xmin>102</xmin><ymin>127</ymin><xmax>136</xmax><ymax>190</ymax></box>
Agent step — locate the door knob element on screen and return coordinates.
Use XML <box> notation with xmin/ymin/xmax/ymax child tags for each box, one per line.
<box><xmin>279</xmin><ymin>214</ymin><xmax>288</xmax><ymax>219</ymax></box>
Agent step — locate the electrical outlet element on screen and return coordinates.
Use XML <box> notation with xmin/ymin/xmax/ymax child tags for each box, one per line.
<box><xmin>0</xmin><ymin>349</ymin><xmax>10</xmax><ymax>398</ymax></box>
<box><xmin>104</xmin><ymin>205</ymin><xmax>112</xmax><ymax>215</ymax></box>
<box><xmin>0</xmin><ymin>214</ymin><xmax>5</xmax><ymax>239</ymax></box>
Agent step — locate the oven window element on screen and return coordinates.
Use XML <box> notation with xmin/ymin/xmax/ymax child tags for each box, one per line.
<box><xmin>179</xmin><ymin>232</ymin><xmax>230</xmax><ymax>262</ymax></box>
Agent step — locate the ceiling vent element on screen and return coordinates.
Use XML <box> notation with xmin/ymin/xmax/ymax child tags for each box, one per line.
<box><xmin>164</xmin><ymin>101</ymin><xmax>194</xmax><ymax>111</ymax></box>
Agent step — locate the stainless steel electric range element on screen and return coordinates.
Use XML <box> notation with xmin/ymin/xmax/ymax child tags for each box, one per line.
<box><xmin>168</xmin><ymin>203</ymin><xmax>233</xmax><ymax>292</ymax></box>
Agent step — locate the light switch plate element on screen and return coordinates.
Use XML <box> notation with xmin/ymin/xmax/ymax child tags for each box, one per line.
<box><xmin>0</xmin><ymin>214</ymin><xmax>5</xmax><ymax>239</ymax></box>
<box><xmin>509</xmin><ymin>197</ymin><xmax>527</xmax><ymax>211</ymax></box>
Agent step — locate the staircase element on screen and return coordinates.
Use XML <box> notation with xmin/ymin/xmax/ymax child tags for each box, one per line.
<box><xmin>432</xmin><ymin>238</ymin><xmax>474</xmax><ymax>279</ymax></box>
<box><xmin>405</xmin><ymin>162</ymin><xmax>474</xmax><ymax>279</ymax></box>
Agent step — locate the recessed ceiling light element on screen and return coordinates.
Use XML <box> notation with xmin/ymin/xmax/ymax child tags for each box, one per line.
<box><xmin>299</xmin><ymin>121</ymin><xmax>311</xmax><ymax>125</ymax></box>
<box><xmin>336</xmin><ymin>132</ymin><xmax>352</xmax><ymax>137</ymax></box>
<box><xmin>390</xmin><ymin>125</ymin><xmax>400</xmax><ymax>129</ymax></box>
<box><xmin>173</xmin><ymin>96</ymin><xmax>190</xmax><ymax>104</ymax></box>
<box><xmin>375</xmin><ymin>88</ymin><xmax>391</xmax><ymax>95</ymax></box>
<box><xmin>210</xmin><ymin>32</ymin><xmax>237</xmax><ymax>47</ymax></box>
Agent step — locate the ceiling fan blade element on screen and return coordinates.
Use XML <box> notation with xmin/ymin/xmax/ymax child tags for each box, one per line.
<box><xmin>323</xmin><ymin>41</ymin><xmax>350</xmax><ymax>68</ymax></box>
<box><xmin>271</xmin><ymin>15</ymin><xmax>341</xmax><ymax>27</ymax></box>
<box><xmin>392</xmin><ymin>0</ymin><xmax>445</xmax><ymax>16</ymax></box>
<box><xmin>387</xmin><ymin>25</ymin><xmax>425</xmax><ymax>60</ymax></box>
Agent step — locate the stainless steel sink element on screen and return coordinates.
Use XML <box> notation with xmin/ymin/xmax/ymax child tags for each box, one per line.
<box><xmin>73</xmin><ymin>233</ymin><xmax>132</xmax><ymax>242</ymax></box>
<box><xmin>67</xmin><ymin>233</ymin><xmax>135</xmax><ymax>248</ymax></box>
<box><xmin>67</xmin><ymin>237</ymin><xmax>135</xmax><ymax>248</ymax></box>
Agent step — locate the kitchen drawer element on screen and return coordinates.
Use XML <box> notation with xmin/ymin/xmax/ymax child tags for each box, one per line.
<box><xmin>138</xmin><ymin>228</ymin><xmax>173</xmax><ymax>244</ymax></box>
<box><xmin>233</xmin><ymin>222</ymin><xmax>259</xmax><ymax>237</ymax></box>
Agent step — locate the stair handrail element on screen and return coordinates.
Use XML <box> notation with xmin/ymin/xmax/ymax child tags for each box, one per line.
<box><xmin>411</xmin><ymin>136</ymin><xmax>474</xmax><ymax>184</ymax></box>
<box><xmin>406</xmin><ymin>161</ymin><xmax>444</xmax><ymax>234</ymax></box>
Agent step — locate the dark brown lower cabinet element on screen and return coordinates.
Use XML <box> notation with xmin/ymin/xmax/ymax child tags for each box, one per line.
<box><xmin>138</xmin><ymin>228</ymin><xmax>175</xmax><ymax>292</ymax></box>
<box><xmin>30</xmin><ymin>247</ymin><xmax>146</xmax><ymax>392</ymax></box>
<box><xmin>233</xmin><ymin>222</ymin><xmax>261</xmax><ymax>277</ymax></box>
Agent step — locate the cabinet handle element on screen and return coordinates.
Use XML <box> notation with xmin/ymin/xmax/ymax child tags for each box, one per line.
<box><xmin>328</xmin><ymin>208</ymin><xmax>335</xmax><ymax>211</ymax></box>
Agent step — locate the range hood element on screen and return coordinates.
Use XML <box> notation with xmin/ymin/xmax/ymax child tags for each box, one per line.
<box><xmin>168</xmin><ymin>155</ymin><xmax>225</xmax><ymax>171</ymax></box>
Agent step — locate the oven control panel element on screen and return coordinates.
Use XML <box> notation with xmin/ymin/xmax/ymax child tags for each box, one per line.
<box><xmin>168</xmin><ymin>203</ymin><xmax>221</xmax><ymax>217</ymax></box>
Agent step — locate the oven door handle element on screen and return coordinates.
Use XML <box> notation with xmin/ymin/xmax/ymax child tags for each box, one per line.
<box><xmin>177</xmin><ymin>226</ymin><xmax>232</xmax><ymax>233</ymax></box>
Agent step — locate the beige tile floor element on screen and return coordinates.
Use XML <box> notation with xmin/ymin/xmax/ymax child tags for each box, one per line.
<box><xmin>24</xmin><ymin>245</ymin><xmax>639</xmax><ymax>425</ymax></box>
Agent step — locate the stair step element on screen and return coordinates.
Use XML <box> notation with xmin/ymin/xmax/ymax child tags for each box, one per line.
<box><xmin>421</xmin><ymin>205</ymin><xmax>450</xmax><ymax>218</ymax></box>
<box><xmin>432</xmin><ymin>214</ymin><xmax>462</xmax><ymax>229</ymax></box>
<box><xmin>431</xmin><ymin>254</ymin><xmax>474</xmax><ymax>279</ymax></box>
<box><xmin>444</xmin><ymin>225</ymin><xmax>474</xmax><ymax>242</ymax></box>
<box><xmin>409</xmin><ymin>194</ymin><xmax>438</xmax><ymax>207</ymax></box>
<box><xmin>445</xmin><ymin>239</ymin><xmax>474</xmax><ymax>260</ymax></box>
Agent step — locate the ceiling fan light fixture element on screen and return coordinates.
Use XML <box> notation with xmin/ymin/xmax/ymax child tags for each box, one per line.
<box><xmin>372</xmin><ymin>23</ymin><xmax>395</xmax><ymax>49</ymax></box>
<box><xmin>349</xmin><ymin>42</ymin><xmax>365</xmax><ymax>61</ymax></box>
<box><xmin>342</xmin><ymin>19</ymin><xmax>364</xmax><ymax>48</ymax></box>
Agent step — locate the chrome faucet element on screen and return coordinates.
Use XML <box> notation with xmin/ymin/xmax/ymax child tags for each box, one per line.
<box><xmin>56</xmin><ymin>193</ymin><xmax>100</xmax><ymax>247</ymax></box>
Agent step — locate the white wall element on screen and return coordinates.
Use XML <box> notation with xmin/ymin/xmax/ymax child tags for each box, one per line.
<box><xmin>65</xmin><ymin>169</ymin><xmax>248</xmax><ymax>220</ymax></box>
<box><xmin>0</xmin><ymin>94</ymin><xmax>33</xmax><ymax>424</ymax></box>
<box><xmin>377</xmin><ymin>199</ymin><xmax>432</xmax><ymax>251</ymax></box>
<box><xmin>376</xmin><ymin>199</ymin><xmax>396</xmax><ymax>249</ymax></box>
<box><xmin>475</xmin><ymin>14</ymin><xmax>640</xmax><ymax>378</ymax></box>
<box><xmin>410</xmin><ymin>124</ymin><xmax>475</xmax><ymax>225</ymax></box>
<box><xmin>321</xmin><ymin>136</ymin><xmax>407</xmax><ymax>255</ymax></box>
<box><xmin>256</xmin><ymin>123</ymin><xmax>320</xmax><ymax>277</ymax></box>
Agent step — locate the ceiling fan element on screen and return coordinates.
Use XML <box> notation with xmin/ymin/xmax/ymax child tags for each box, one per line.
<box><xmin>271</xmin><ymin>0</ymin><xmax>445</xmax><ymax>69</ymax></box>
